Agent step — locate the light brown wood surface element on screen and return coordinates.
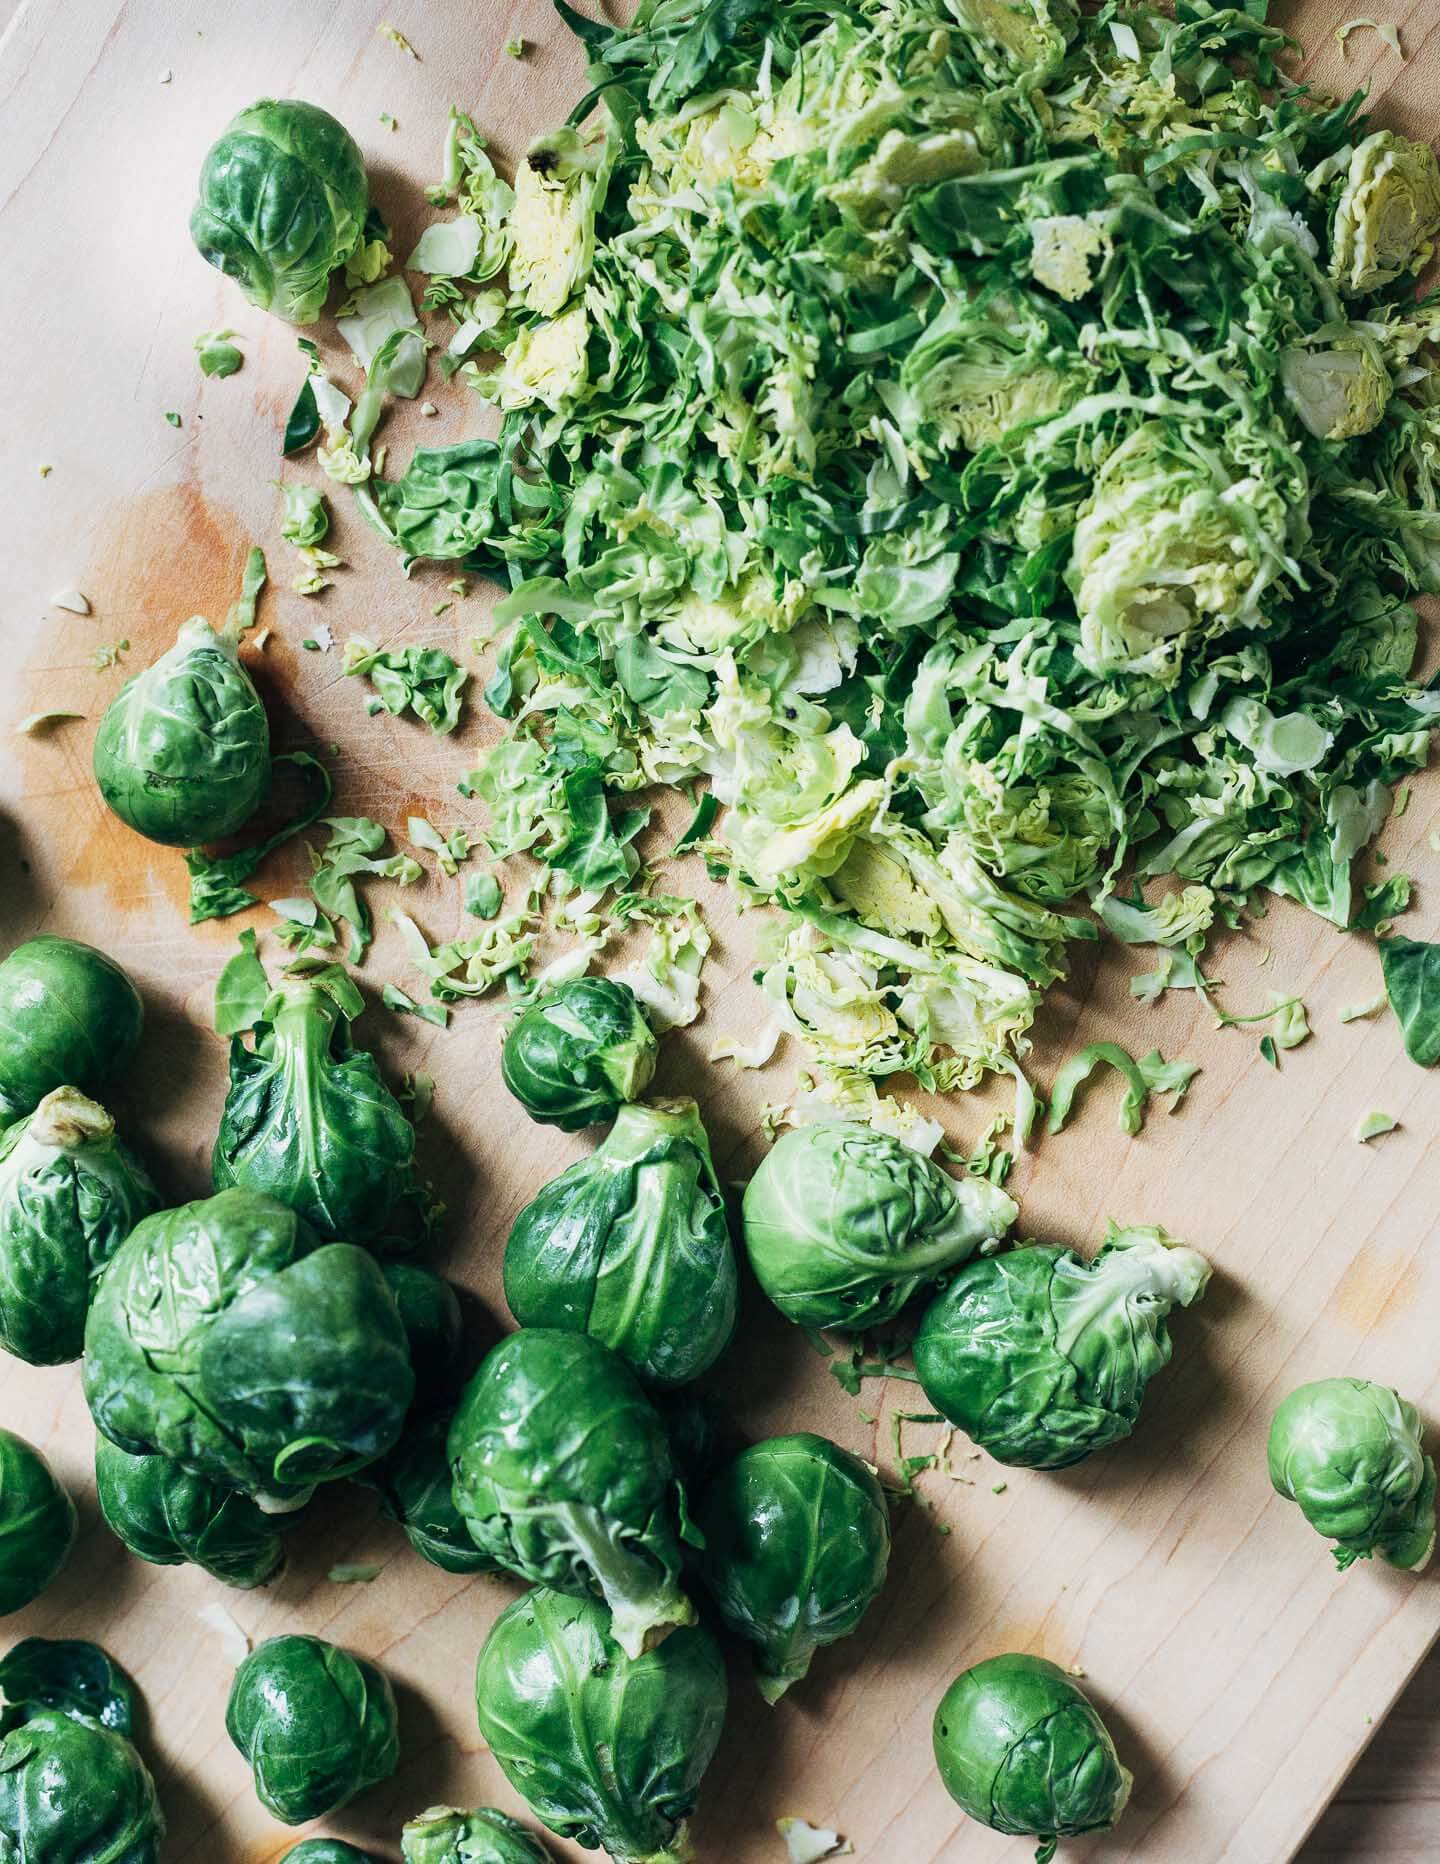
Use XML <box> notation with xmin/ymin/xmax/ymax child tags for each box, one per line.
<box><xmin>3</xmin><ymin>2</ymin><xmax>1439</xmax><ymax>1861</ymax></box>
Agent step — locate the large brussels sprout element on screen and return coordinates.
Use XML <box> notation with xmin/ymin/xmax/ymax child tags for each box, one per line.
<box><xmin>1329</xmin><ymin>130</ymin><xmax>1440</xmax><ymax>295</ymax></box>
<box><xmin>225</xmin><ymin>1633</ymin><xmax>399</xmax><ymax>1825</ymax></box>
<box><xmin>0</xmin><ymin>935</ymin><xmax>143</xmax><ymax>1124</ymax></box>
<box><xmin>501</xmin><ymin>978</ymin><xmax>657</xmax><ymax>1130</ymax></box>
<box><xmin>696</xmin><ymin>1433</ymin><xmax>890</xmax><ymax>1702</ymax></box>
<box><xmin>0</xmin><ymin>1707</ymin><xmax>165</xmax><ymax>1861</ymax></box>
<box><xmin>0</xmin><ymin>1637</ymin><xmax>138</xmax><ymax>1736</ymax></box>
<box><xmin>474</xmin><ymin>1589</ymin><xmax>726</xmax><ymax>1864</ymax></box>
<box><xmin>95</xmin><ymin>1436</ymin><xmax>288</xmax><ymax>1588</ymax></box>
<box><xmin>0</xmin><ymin>1087</ymin><xmax>160</xmax><ymax>1364</ymax></box>
<box><xmin>0</xmin><ymin>1427</ymin><xmax>77</xmax><ymax>1615</ymax></box>
<box><xmin>932</xmin><ymin>1653</ymin><xmax>1132</xmax><ymax>1863</ymax></box>
<box><xmin>914</xmin><ymin>1223</ymin><xmax>1210</xmax><ymax>1468</ymax></box>
<box><xmin>1268</xmin><ymin>1377</ymin><xmax>1437</xmax><ymax>1571</ymax></box>
<box><xmin>282</xmin><ymin>1844</ymin><xmax>378</xmax><ymax>1864</ymax></box>
<box><xmin>742</xmin><ymin>1122</ymin><xmax>1018</xmax><ymax>1331</ymax></box>
<box><xmin>93</xmin><ymin>567</ymin><xmax>272</xmax><ymax>847</ymax></box>
<box><xmin>190</xmin><ymin>99</ymin><xmax>369</xmax><ymax>324</ymax></box>
<box><xmin>402</xmin><ymin>1803</ymin><xmax>556</xmax><ymax>1863</ymax></box>
<box><xmin>213</xmin><ymin>971</ymin><xmax>418</xmax><ymax>1245</ymax></box>
<box><xmin>449</xmin><ymin>1329</ymin><xmax>694</xmax><ymax>1658</ymax></box>
<box><xmin>84</xmin><ymin>1187</ymin><xmax>414</xmax><ymax>1509</ymax></box>
<box><xmin>504</xmin><ymin>1098</ymin><xmax>737</xmax><ymax>1386</ymax></box>
<box><xmin>372</xmin><ymin>1411</ymin><xmax>500</xmax><ymax>1575</ymax></box>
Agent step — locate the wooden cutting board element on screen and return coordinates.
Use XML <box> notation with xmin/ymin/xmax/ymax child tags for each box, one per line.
<box><xmin>4</xmin><ymin>2</ymin><xmax>1440</xmax><ymax>1859</ymax></box>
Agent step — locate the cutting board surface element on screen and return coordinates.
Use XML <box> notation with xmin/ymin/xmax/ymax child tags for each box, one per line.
<box><xmin>3</xmin><ymin>2</ymin><xmax>1440</xmax><ymax>1860</ymax></box>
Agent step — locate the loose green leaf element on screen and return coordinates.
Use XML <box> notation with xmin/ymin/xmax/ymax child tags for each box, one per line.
<box><xmin>1379</xmin><ymin>935</ymin><xmax>1440</xmax><ymax>1065</ymax></box>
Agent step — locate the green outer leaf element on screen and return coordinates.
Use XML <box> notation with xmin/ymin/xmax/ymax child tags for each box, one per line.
<box><xmin>0</xmin><ymin>1638</ymin><xmax>139</xmax><ymax>1735</ymax></box>
<box><xmin>1379</xmin><ymin>935</ymin><xmax>1440</xmax><ymax>1065</ymax></box>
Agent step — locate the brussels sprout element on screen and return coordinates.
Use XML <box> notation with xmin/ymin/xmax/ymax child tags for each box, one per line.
<box><xmin>0</xmin><ymin>1707</ymin><xmax>165</xmax><ymax>1862</ymax></box>
<box><xmin>84</xmin><ymin>1187</ymin><xmax>414</xmax><ymax>1509</ymax></box>
<box><xmin>501</xmin><ymin>978</ymin><xmax>658</xmax><ymax>1130</ymax></box>
<box><xmin>0</xmin><ymin>1637</ymin><xmax>138</xmax><ymax>1735</ymax></box>
<box><xmin>95</xmin><ymin>1436</ymin><xmax>288</xmax><ymax>1588</ymax></box>
<box><xmin>213</xmin><ymin>971</ymin><xmax>419</xmax><ymax>1245</ymax></box>
<box><xmin>372</xmin><ymin>1411</ymin><xmax>500</xmax><ymax>1574</ymax></box>
<box><xmin>504</xmin><ymin>1099</ymin><xmax>737</xmax><ymax>1386</ymax></box>
<box><xmin>402</xmin><ymin>1803</ymin><xmax>556</xmax><ymax>1864</ymax></box>
<box><xmin>449</xmin><ymin>1329</ymin><xmax>694</xmax><ymax>1658</ymax></box>
<box><xmin>225</xmin><ymin>1633</ymin><xmax>400</xmax><ymax>1825</ymax></box>
<box><xmin>474</xmin><ymin>1589</ymin><xmax>726</xmax><ymax>1864</ymax></box>
<box><xmin>0</xmin><ymin>1087</ymin><xmax>160</xmax><ymax>1364</ymax></box>
<box><xmin>0</xmin><ymin>1427</ymin><xmax>77</xmax><ymax>1615</ymax></box>
<box><xmin>281</xmin><ymin>1844</ymin><xmax>378</xmax><ymax>1864</ymax></box>
<box><xmin>932</xmin><ymin>1653</ymin><xmax>1132</xmax><ymax>1864</ymax></box>
<box><xmin>742</xmin><ymin>1123</ymin><xmax>1018</xmax><ymax>1332</ymax></box>
<box><xmin>191</xmin><ymin>99</ymin><xmax>369</xmax><ymax>324</ymax></box>
<box><xmin>696</xmin><ymin>1433</ymin><xmax>890</xmax><ymax>1702</ymax></box>
<box><xmin>1329</xmin><ymin>130</ymin><xmax>1440</xmax><ymax>295</ymax></box>
<box><xmin>382</xmin><ymin>1262</ymin><xmax>464</xmax><ymax>1412</ymax></box>
<box><xmin>914</xmin><ymin>1222</ymin><xmax>1210</xmax><ymax>1468</ymax></box>
<box><xmin>1268</xmin><ymin>1377</ymin><xmax>1437</xmax><ymax>1571</ymax></box>
<box><xmin>0</xmin><ymin>935</ymin><xmax>143</xmax><ymax>1124</ymax></box>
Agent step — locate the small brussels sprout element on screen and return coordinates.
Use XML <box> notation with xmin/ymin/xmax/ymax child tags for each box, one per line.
<box><xmin>914</xmin><ymin>1223</ymin><xmax>1210</xmax><ymax>1468</ymax></box>
<box><xmin>449</xmin><ymin>1329</ymin><xmax>694</xmax><ymax>1658</ymax></box>
<box><xmin>501</xmin><ymin>978</ymin><xmax>658</xmax><ymax>1130</ymax></box>
<box><xmin>0</xmin><ymin>935</ymin><xmax>143</xmax><ymax>1124</ymax></box>
<box><xmin>382</xmin><ymin>1262</ymin><xmax>465</xmax><ymax>1413</ymax></box>
<box><xmin>742</xmin><ymin>1122</ymin><xmax>1018</xmax><ymax>1331</ymax></box>
<box><xmin>933</xmin><ymin>1653</ymin><xmax>1132</xmax><ymax>1864</ymax></box>
<box><xmin>0</xmin><ymin>1637</ymin><xmax>138</xmax><ymax>1735</ymax></box>
<box><xmin>1268</xmin><ymin>1377</ymin><xmax>1437</xmax><ymax>1571</ymax></box>
<box><xmin>191</xmin><ymin>99</ymin><xmax>369</xmax><ymax>324</ymax></box>
<box><xmin>504</xmin><ymin>1098</ymin><xmax>737</xmax><ymax>1386</ymax></box>
<box><xmin>372</xmin><ymin>1411</ymin><xmax>500</xmax><ymax>1574</ymax></box>
<box><xmin>84</xmin><ymin>1187</ymin><xmax>414</xmax><ymax>1509</ymax></box>
<box><xmin>95</xmin><ymin>1436</ymin><xmax>288</xmax><ymax>1588</ymax></box>
<box><xmin>653</xmin><ymin>1387</ymin><xmax>738</xmax><ymax>1502</ymax></box>
<box><xmin>474</xmin><ymin>1589</ymin><xmax>726</xmax><ymax>1864</ymax></box>
<box><xmin>402</xmin><ymin>1803</ymin><xmax>555</xmax><ymax>1864</ymax></box>
<box><xmin>0</xmin><ymin>1707</ymin><xmax>165</xmax><ymax>1862</ymax></box>
<box><xmin>0</xmin><ymin>1087</ymin><xmax>160</xmax><ymax>1364</ymax></box>
<box><xmin>225</xmin><ymin>1633</ymin><xmax>399</xmax><ymax>1825</ymax></box>
<box><xmin>281</xmin><ymin>1844</ymin><xmax>379</xmax><ymax>1864</ymax></box>
<box><xmin>0</xmin><ymin>1427</ymin><xmax>77</xmax><ymax>1615</ymax></box>
<box><xmin>213</xmin><ymin>972</ymin><xmax>419</xmax><ymax>1246</ymax></box>
<box><xmin>1329</xmin><ymin>129</ymin><xmax>1440</xmax><ymax>295</ymax></box>
<box><xmin>92</xmin><ymin>577</ymin><xmax>272</xmax><ymax>846</ymax></box>
<box><xmin>696</xmin><ymin>1433</ymin><xmax>890</xmax><ymax>1702</ymax></box>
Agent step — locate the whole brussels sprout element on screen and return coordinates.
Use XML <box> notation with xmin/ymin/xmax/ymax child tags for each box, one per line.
<box><xmin>504</xmin><ymin>1098</ymin><xmax>737</xmax><ymax>1387</ymax></box>
<box><xmin>96</xmin><ymin>1436</ymin><xmax>288</xmax><ymax>1588</ymax></box>
<box><xmin>225</xmin><ymin>1633</ymin><xmax>399</xmax><ymax>1825</ymax></box>
<box><xmin>1268</xmin><ymin>1377</ymin><xmax>1437</xmax><ymax>1571</ymax></box>
<box><xmin>0</xmin><ymin>1707</ymin><xmax>165</xmax><ymax>1862</ymax></box>
<box><xmin>914</xmin><ymin>1222</ymin><xmax>1210</xmax><ymax>1468</ymax></box>
<box><xmin>501</xmin><ymin>978</ymin><xmax>658</xmax><ymax>1130</ymax></box>
<box><xmin>213</xmin><ymin>971</ymin><xmax>419</xmax><ymax>1246</ymax></box>
<box><xmin>474</xmin><ymin>1589</ymin><xmax>726</xmax><ymax>1864</ymax></box>
<box><xmin>372</xmin><ymin>1412</ymin><xmax>500</xmax><ymax>1575</ymax></box>
<box><xmin>382</xmin><ymin>1262</ymin><xmax>465</xmax><ymax>1412</ymax></box>
<box><xmin>402</xmin><ymin>1803</ymin><xmax>555</xmax><ymax>1863</ymax></box>
<box><xmin>282</xmin><ymin>1844</ymin><xmax>378</xmax><ymax>1864</ymax></box>
<box><xmin>83</xmin><ymin>1187</ymin><xmax>414</xmax><ymax>1509</ymax></box>
<box><xmin>0</xmin><ymin>935</ymin><xmax>143</xmax><ymax>1124</ymax></box>
<box><xmin>449</xmin><ymin>1329</ymin><xmax>694</xmax><ymax>1658</ymax></box>
<box><xmin>191</xmin><ymin>98</ymin><xmax>369</xmax><ymax>324</ymax></box>
<box><xmin>0</xmin><ymin>1086</ymin><xmax>160</xmax><ymax>1364</ymax></box>
<box><xmin>1329</xmin><ymin>129</ymin><xmax>1440</xmax><ymax>295</ymax></box>
<box><xmin>696</xmin><ymin>1433</ymin><xmax>890</xmax><ymax>1702</ymax></box>
<box><xmin>932</xmin><ymin>1653</ymin><xmax>1132</xmax><ymax>1863</ymax></box>
<box><xmin>0</xmin><ymin>1427</ymin><xmax>77</xmax><ymax>1615</ymax></box>
<box><xmin>93</xmin><ymin>553</ymin><xmax>272</xmax><ymax>847</ymax></box>
<box><xmin>0</xmin><ymin>1637</ymin><xmax>138</xmax><ymax>1735</ymax></box>
<box><xmin>742</xmin><ymin>1122</ymin><xmax>1018</xmax><ymax>1331</ymax></box>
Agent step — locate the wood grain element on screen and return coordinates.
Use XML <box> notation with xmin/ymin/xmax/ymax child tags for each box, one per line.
<box><xmin>3</xmin><ymin>2</ymin><xmax>1440</xmax><ymax>1861</ymax></box>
